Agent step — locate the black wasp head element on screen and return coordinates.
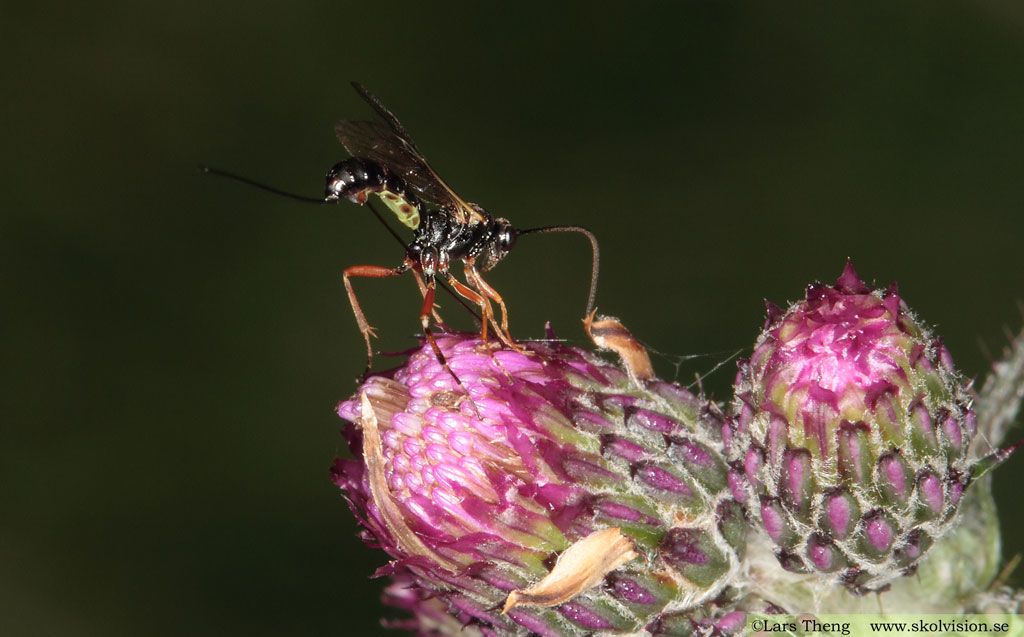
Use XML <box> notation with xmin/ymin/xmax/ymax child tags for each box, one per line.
<box><xmin>477</xmin><ymin>218</ymin><xmax>518</xmax><ymax>272</ymax></box>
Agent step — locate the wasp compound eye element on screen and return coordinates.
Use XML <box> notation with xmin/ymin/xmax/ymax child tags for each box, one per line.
<box><xmin>499</xmin><ymin>225</ymin><xmax>517</xmax><ymax>251</ymax></box>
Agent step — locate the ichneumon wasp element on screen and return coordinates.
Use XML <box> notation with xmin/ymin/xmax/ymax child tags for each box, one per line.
<box><xmin>204</xmin><ymin>83</ymin><xmax>600</xmax><ymax>405</ymax></box>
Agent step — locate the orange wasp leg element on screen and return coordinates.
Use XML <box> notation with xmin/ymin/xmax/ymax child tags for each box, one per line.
<box><xmin>419</xmin><ymin>281</ymin><xmax>483</xmax><ymax>419</ymax></box>
<box><xmin>441</xmin><ymin>272</ymin><xmax>498</xmax><ymax>345</ymax></box>
<box><xmin>411</xmin><ymin>270</ymin><xmax>446</xmax><ymax>328</ymax></box>
<box><xmin>465</xmin><ymin>264</ymin><xmax>522</xmax><ymax>353</ymax></box>
<box><xmin>441</xmin><ymin>272</ymin><xmax>518</xmax><ymax>382</ymax></box>
<box><xmin>344</xmin><ymin>263</ymin><xmax>482</xmax><ymax>418</ymax></box>
<box><xmin>343</xmin><ymin>262</ymin><xmax>410</xmax><ymax>374</ymax></box>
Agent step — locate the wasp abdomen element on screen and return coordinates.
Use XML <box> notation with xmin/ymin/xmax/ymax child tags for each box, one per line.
<box><xmin>325</xmin><ymin>157</ymin><xmax>422</xmax><ymax>229</ymax></box>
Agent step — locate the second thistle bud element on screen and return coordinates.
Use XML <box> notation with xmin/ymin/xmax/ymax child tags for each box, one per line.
<box><xmin>726</xmin><ymin>262</ymin><xmax>982</xmax><ymax>593</ymax></box>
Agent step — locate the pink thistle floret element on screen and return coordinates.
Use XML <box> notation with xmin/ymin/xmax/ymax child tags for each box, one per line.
<box><xmin>334</xmin><ymin>332</ymin><xmax>746</xmax><ymax>635</ymax></box>
<box><xmin>749</xmin><ymin>262</ymin><xmax>919</xmax><ymax>462</ymax></box>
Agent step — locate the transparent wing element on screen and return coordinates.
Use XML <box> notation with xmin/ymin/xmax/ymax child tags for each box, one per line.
<box><xmin>335</xmin><ymin>84</ymin><xmax>485</xmax><ymax>224</ymax></box>
<box><xmin>333</xmin><ymin>119</ymin><xmax>453</xmax><ymax>207</ymax></box>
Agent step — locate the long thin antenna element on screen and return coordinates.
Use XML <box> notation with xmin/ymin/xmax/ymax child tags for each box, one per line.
<box><xmin>199</xmin><ymin>165</ymin><xmax>327</xmax><ymax>204</ymax></box>
<box><xmin>519</xmin><ymin>225</ymin><xmax>600</xmax><ymax>316</ymax></box>
<box><xmin>365</xmin><ymin>200</ymin><xmax>408</xmax><ymax>247</ymax></box>
<box><xmin>202</xmin><ymin>162</ymin><xmax>484</xmax><ymax>325</ymax></box>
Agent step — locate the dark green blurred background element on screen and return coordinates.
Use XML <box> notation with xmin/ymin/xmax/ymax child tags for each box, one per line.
<box><xmin>4</xmin><ymin>2</ymin><xmax>1024</xmax><ymax>635</ymax></box>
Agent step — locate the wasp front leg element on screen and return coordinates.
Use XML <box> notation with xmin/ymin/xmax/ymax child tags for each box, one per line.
<box><xmin>343</xmin><ymin>262</ymin><xmax>410</xmax><ymax>374</ymax></box>
<box><xmin>440</xmin><ymin>272</ymin><xmax>496</xmax><ymax>343</ymax></box>
<box><xmin>465</xmin><ymin>263</ymin><xmax>522</xmax><ymax>352</ymax></box>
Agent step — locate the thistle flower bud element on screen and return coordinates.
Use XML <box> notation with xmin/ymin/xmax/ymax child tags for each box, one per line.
<box><xmin>725</xmin><ymin>262</ymin><xmax>1000</xmax><ymax>592</ymax></box>
<box><xmin>333</xmin><ymin>330</ymin><xmax>745</xmax><ymax>635</ymax></box>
